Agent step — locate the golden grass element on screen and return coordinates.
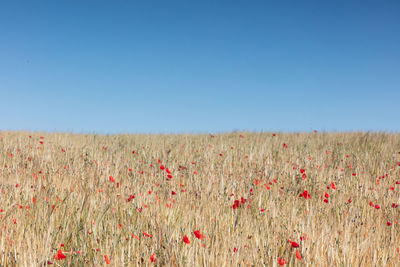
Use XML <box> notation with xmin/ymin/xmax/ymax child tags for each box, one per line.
<box><xmin>0</xmin><ymin>131</ymin><xmax>400</xmax><ymax>266</ymax></box>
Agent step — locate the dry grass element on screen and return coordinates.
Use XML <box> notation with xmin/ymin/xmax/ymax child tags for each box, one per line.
<box><xmin>1</xmin><ymin>131</ymin><xmax>400</xmax><ymax>266</ymax></box>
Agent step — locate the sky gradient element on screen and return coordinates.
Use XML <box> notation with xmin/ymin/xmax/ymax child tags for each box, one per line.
<box><xmin>1</xmin><ymin>1</ymin><xmax>399</xmax><ymax>134</ymax></box>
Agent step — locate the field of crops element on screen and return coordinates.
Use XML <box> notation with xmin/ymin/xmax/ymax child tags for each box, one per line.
<box><xmin>1</xmin><ymin>131</ymin><xmax>400</xmax><ymax>266</ymax></box>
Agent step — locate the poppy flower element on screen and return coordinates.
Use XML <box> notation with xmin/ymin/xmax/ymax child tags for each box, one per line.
<box><xmin>54</xmin><ymin>250</ymin><xmax>66</xmax><ymax>260</ymax></box>
<box><xmin>278</xmin><ymin>257</ymin><xmax>287</xmax><ymax>265</ymax></box>
<box><xmin>160</xmin><ymin>165</ymin><xmax>165</xmax><ymax>171</ymax></box>
<box><xmin>127</xmin><ymin>195</ymin><xmax>135</xmax><ymax>202</ymax></box>
<box><xmin>109</xmin><ymin>176</ymin><xmax>115</xmax><ymax>183</ymax></box>
<box><xmin>104</xmin><ymin>255</ymin><xmax>111</xmax><ymax>264</ymax></box>
<box><xmin>288</xmin><ymin>240</ymin><xmax>299</xmax><ymax>248</ymax></box>
<box><xmin>296</xmin><ymin>249</ymin><xmax>302</xmax><ymax>260</ymax></box>
<box><xmin>299</xmin><ymin>190</ymin><xmax>310</xmax><ymax>199</ymax></box>
<box><xmin>150</xmin><ymin>253</ymin><xmax>156</xmax><ymax>263</ymax></box>
<box><xmin>194</xmin><ymin>230</ymin><xmax>205</xmax><ymax>240</ymax></box>
<box><xmin>183</xmin><ymin>235</ymin><xmax>190</xmax><ymax>244</ymax></box>
<box><xmin>331</xmin><ymin>182</ymin><xmax>336</xmax><ymax>189</ymax></box>
<box><xmin>143</xmin><ymin>232</ymin><xmax>152</xmax><ymax>238</ymax></box>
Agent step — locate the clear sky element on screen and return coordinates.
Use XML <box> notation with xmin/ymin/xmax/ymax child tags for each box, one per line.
<box><xmin>1</xmin><ymin>1</ymin><xmax>399</xmax><ymax>134</ymax></box>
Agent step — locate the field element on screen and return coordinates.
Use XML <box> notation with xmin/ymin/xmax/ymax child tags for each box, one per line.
<box><xmin>1</xmin><ymin>131</ymin><xmax>400</xmax><ymax>266</ymax></box>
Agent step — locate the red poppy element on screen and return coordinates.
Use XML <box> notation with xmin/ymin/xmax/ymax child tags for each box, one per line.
<box><xmin>278</xmin><ymin>257</ymin><xmax>287</xmax><ymax>265</ymax></box>
<box><xmin>150</xmin><ymin>253</ymin><xmax>156</xmax><ymax>263</ymax></box>
<box><xmin>331</xmin><ymin>182</ymin><xmax>336</xmax><ymax>189</ymax></box>
<box><xmin>299</xmin><ymin>190</ymin><xmax>310</xmax><ymax>199</ymax></box>
<box><xmin>296</xmin><ymin>249</ymin><xmax>302</xmax><ymax>260</ymax></box>
<box><xmin>54</xmin><ymin>250</ymin><xmax>66</xmax><ymax>260</ymax></box>
<box><xmin>194</xmin><ymin>230</ymin><xmax>205</xmax><ymax>240</ymax></box>
<box><xmin>104</xmin><ymin>255</ymin><xmax>111</xmax><ymax>264</ymax></box>
<box><xmin>127</xmin><ymin>195</ymin><xmax>135</xmax><ymax>202</ymax></box>
<box><xmin>288</xmin><ymin>240</ymin><xmax>299</xmax><ymax>248</ymax></box>
<box><xmin>143</xmin><ymin>232</ymin><xmax>152</xmax><ymax>238</ymax></box>
<box><xmin>109</xmin><ymin>176</ymin><xmax>115</xmax><ymax>183</ymax></box>
<box><xmin>183</xmin><ymin>235</ymin><xmax>190</xmax><ymax>244</ymax></box>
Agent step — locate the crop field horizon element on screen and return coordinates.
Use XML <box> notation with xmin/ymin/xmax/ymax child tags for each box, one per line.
<box><xmin>1</xmin><ymin>131</ymin><xmax>400</xmax><ymax>266</ymax></box>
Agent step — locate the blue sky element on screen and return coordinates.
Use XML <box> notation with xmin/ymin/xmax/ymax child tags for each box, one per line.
<box><xmin>1</xmin><ymin>1</ymin><xmax>399</xmax><ymax>134</ymax></box>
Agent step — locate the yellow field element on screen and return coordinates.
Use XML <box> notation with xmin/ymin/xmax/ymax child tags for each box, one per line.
<box><xmin>1</xmin><ymin>131</ymin><xmax>400</xmax><ymax>266</ymax></box>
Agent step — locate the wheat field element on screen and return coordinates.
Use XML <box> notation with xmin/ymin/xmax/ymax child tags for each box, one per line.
<box><xmin>1</xmin><ymin>131</ymin><xmax>400</xmax><ymax>266</ymax></box>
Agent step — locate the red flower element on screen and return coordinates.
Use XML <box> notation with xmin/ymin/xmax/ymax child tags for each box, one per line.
<box><xmin>299</xmin><ymin>190</ymin><xmax>310</xmax><ymax>199</ymax></box>
<box><xmin>375</xmin><ymin>204</ymin><xmax>380</xmax><ymax>209</ymax></box>
<box><xmin>150</xmin><ymin>253</ymin><xmax>156</xmax><ymax>263</ymax></box>
<box><xmin>127</xmin><ymin>195</ymin><xmax>135</xmax><ymax>202</ymax></box>
<box><xmin>331</xmin><ymin>182</ymin><xmax>336</xmax><ymax>189</ymax></box>
<box><xmin>387</xmin><ymin>221</ymin><xmax>392</xmax><ymax>226</ymax></box>
<box><xmin>324</xmin><ymin>192</ymin><xmax>330</xmax><ymax>198</ymax></box>
<box><xmin>166</xmin><ymin>168</ymin><xmax>171</xmax><ymax>174</ymax></box>
<box><xmin>109</xmin><ymin>176</ymin><xmax>115</xmax><ymax>183</ymax></box>
<box><xmin>296</xmin><ymin>249</ymin><xmax>302</xmax><ymax>260</ymax></box>
<box><xmin>288</xmin><ymin>240</ymin><xmax>299</xmax><ymax>248</ymax></box>
<box><xmin>194</xmin><ymin>230</ymin><xmax>205</xmax><ymax>240</ymax></box>
<box><xmin>171</xmin><ymin>191</ymin><xmax>176</xmax><ymax>195</ymax></box>
<box><xmin>160</xmin><ymin>165</ymin><xmax>165</xmax><ymax>171</ymax></box>
<box><xmin>183</xmin><ymin>235</ymin><xmax>190</xmax><ymax>244</ymax></box>
<box><xmin>167</xmin><ymin>174</ymin><xmax>173</xmax><ymax>179</ymax></box>
<box><xmin>54</xmin><ymin>250</ymin><xmax>66</xmax><ymax>260</ymax></box>
<box><xmin>104</xmin><ymin>255</ymin><xmax>111</xmax><ymax>264</ymax></box>
<box><xmin>278</xmin><ymin>257</ymin><xmax>287</xmax><ymax>265</ymax></box>
<box><xmin>143</xmin><ymin>232</ymin><xmax>152</xmax><ymax>238</ymax></box>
